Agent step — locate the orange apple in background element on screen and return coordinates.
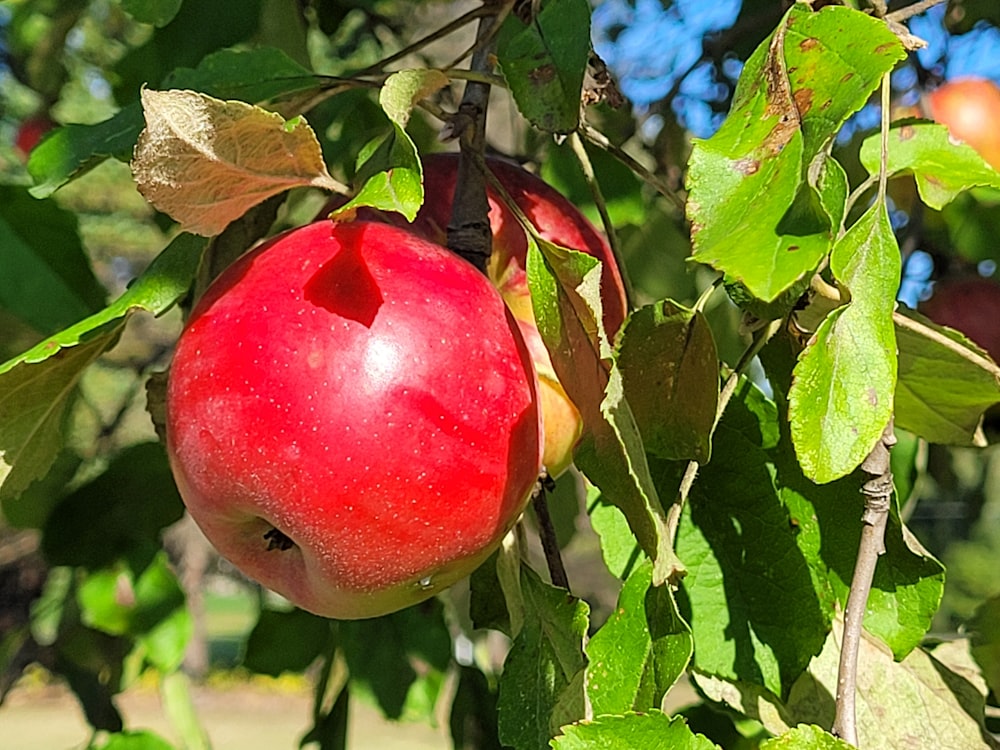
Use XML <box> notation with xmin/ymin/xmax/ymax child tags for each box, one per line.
<box><xmin>925</xmin><ymin>77</ymin><xmax>1000</xmax><ymax>170</ymax></box>
<box><xmin>166</xmin><ymin>220</ymin><xmax>543</xmax><ymax>619</ymax></box>
<box><xmin>342</xmin><ymin>153</ymin><xmax>628</xmax><ymax>476</ymax></box>
<box><xmin>919</xmin><ymin>274</ymin><xmax>1000</xmax><ymax>362</ymax></box>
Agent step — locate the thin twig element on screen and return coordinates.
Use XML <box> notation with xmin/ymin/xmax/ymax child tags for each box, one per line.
<box><xmin>665</xmin><ymin>319</ymin><xmax>781</xmax><ymax>545</ymax></box>
<box><xmin>885</xmin><ymin>0</ymin><xmax>947</xmax><ymax>24</ymax></box>
<box><xmin>568</xmin><ymin>131</ymin><xmax>635</xmax><ymax>310</ymax></box>
<box><xmin>446</xmin><ymin>13</ymin><xmax>499</xmax><ymax>273</ymax></box>
<box><xmin>531</xmin><ymin>472</ymin><xmax>570</xmax><ymax>589</ymax></box>
<box><xmin>878</xmin><ymin>72</ymin><xmax>890</xmax><ymax>205</ymax></box>
<box><xmin>442</xmin><ymin>0</ymin><xmax>514</xmax><ymax>72</ymax></box>
<box><xmin>579</xmin><ymin>122</ymin><xmax>686</xmax><ymax>212</ymax></box>
<box><xmin>893</xmin><ymin>311</ymin><xmax>1000</xmax><ymax>376</ymax></box>
<box><xmin>354</xmin><ymin>4</ymin><xmax>491</xmax><ymax>77</ymax></box>
<box><xmin>832</xmin><ymin>421</ymin><xmax>896</xmax><ymax>746</ymax></box>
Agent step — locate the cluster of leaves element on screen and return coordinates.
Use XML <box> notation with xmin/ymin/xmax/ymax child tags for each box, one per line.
<box><xmin>3</xmin><ymin>0</ymin><xmax>1000</xmax><ymax>749</ymax></box>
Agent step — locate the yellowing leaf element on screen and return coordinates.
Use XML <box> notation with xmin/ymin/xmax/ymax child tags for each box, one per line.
<box><xmin>132</xmin><ymin>89</ymin><xmax>343</xmax><ymax>236</ymax></box>
<box><xmin>379</xmin><ymin>69</ymin><xmax>449</xmax><ymax>127</ymax></box>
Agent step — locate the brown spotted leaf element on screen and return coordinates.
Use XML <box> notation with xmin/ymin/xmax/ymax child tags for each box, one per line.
<box><xmin>687</xmin><ymin>4</ymin><xmax>904</xmax><ymax>302</ymax></box>
<box><xmin>496</xmin><ymin>0</ymin><xmax>591</xmax><ymax>134</ymax></box>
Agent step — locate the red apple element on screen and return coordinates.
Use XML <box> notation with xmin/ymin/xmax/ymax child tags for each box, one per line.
<box><xmin>166</xmin><ymin>220</ymin><xmax>543</xmax><ymax>619</ymax></box>
<box><xmin>334</xmin><ymin>154</ymin><xmax>628</xmax><ymax>475</ymax></box>
<box><xmin>14</xmin><ymin>114</ymin><xmax>55</xmax><ymax>160</ymax></box>
<box><xmin>925</xmin><ymin>77</ymin><xmax>1000</xmax><ymax>170</ymax></box>
<box><xmin>919</xmin><ymin>274</ymin><xmax>1000</xmax><ymax>362</ymax></box>
<box><xmin>416</xmin><ymin>155</ymin><xmax>627</xmax><ymax>476</ymax></box>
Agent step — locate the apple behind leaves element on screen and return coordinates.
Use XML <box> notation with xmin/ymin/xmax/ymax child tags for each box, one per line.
<box><xmin>14</xmin><ymin>114</ymin><xmax>55</xmax><ymax>160</ymax></box>
<box><xmin>919</xmin><ymin>274</ymin><xmax>1000</xmax><ymax>362</ymax></box>
<box><xmin>337</xmin><ymin>153</ymin><xmax>628</xmax><ymax>475</ymax></box>
<box><xmin>166</xmin><ymin>220</ymin><xmax>543</xmax><ymax>619</ymax></box>
<box><xmin>925</xmin><ymin>77</ymin><xmax>1000</xmax><ymax>170</ymax></box>
<box><xmin>414</xmin><ymin>154</ymin><xmax>628</xmax><ymax>476</ymax></box>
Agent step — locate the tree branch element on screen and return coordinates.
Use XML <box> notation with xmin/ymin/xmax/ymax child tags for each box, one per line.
<box><xmin>531</xmin><ymin>472</ymin><xmax>570</xmax><ymax>589</ymax></box>
<box><xmin>568</xmin><ymin>132</ymin><xmax>635</xmax><ymax>310</ymax></box>
<box><xmin>445</xmin><ymin>13</ymin><xmax>499</xmax><ymax>273</ymax></box>
<box><xmin>832</xmin><ymin>419</ymin><xmax>896</xmax><ymax>746</ymax></box>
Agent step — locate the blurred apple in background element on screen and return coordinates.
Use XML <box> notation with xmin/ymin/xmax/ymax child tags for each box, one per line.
<box><xmin>925</xmin><ymin>76</ymin><xmax>1000</xmax><ymax>170</ymax></box>
<box><xmin>919</xmin><ymin>274</ymin><xmax>1000</xmax><ymax>362</ymax></box>
<box><xmin>14</xmin><ymin>113</ymin><xmax>55</xmax><ymax>160</ymax></box>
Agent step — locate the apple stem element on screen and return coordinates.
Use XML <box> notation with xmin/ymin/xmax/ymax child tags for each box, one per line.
<box><xmin>532</xmin><ymin>472</ymin><xmax>570</xmax><ymax>590</ymax></box>
<box><xmin>445</xmin><ymin>13</ymin><xmax>498</xmax><ymax>274</ymax></box>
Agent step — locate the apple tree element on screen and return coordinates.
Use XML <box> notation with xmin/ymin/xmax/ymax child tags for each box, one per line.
<box><xmin>3</xmin><ymin>0</ymin><xmax>1000</xmax><ymax>748</ymax></box>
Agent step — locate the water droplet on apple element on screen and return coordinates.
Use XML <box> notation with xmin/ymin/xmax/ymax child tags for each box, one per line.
<box><xmin>418</xmin><ymin>576</ymin><xmax>433</xmax><ymax>590</ymax></box>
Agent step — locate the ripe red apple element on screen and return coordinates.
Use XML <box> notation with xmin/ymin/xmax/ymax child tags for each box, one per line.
<box><xmin>14</xmin><ymin>114</ymin><xmax>55</xmax><ymax>160</ymax></box>
<box><xmin>414</xmin><ymin>155</ymin><xmax>628</xmax><ymax>476</ymax></box>
<box><xmin>334</xmin><ymin>154</ymin><xmax>628</xmax><ymax>475</ymax></box>
<box><xmin>925</xmin><ymin>77</ymin><xmax>1000</xmax><ymax>170</ymax></box>
<box><xmin>166</xmin><ymin>220</ymin><xmax>543</xmax><ymax>619</ymax></box>
<box><xmin>919</xmin><ymin>274</ymin><xmax>1000</xmax><ymax>362</ymax></box>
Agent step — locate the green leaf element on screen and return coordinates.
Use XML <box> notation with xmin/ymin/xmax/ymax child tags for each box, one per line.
<box><xmin>77</xmin><ymin>552</ymin><xmax>185</xmax><ymax>639</ymax></box>
<box><xmin>587</xmin><ymin>490</ymin><xmax>642</xmax><ymax>580</ymax></box>
<box><xmin>527</xmin><ymin>238</ymin><xmax>678</xmax><ymax>583</ymax></box>
<box><xmin>42</xmin><ymin>442</ymin><xmax>185</xmax><ymax>570</ymax></box>
<box><xmin>760</xmin><ymin>725</ymin><xmax>854</xmax><ymax>749</ymax></box>
<box><xmin>470</xmin><ymin>549</ymin><xmax>513</xmax><ymax>635</ymax></box>
<box><xmin>121</xmin><ymin>0</ymin><xmax>182</xmax><ymax>27</ymax></box>
<box><xmin>160</xmin><ymin>672</ymin><xmax>210</xmax><ymax>750</ymax></box>
<box><xmin>968</xmin><ymin>594</ymin><xmax>1000</xmax><ymax>699</ymax></box>
<box><xmin>780</xmin><ymin>9</ymin><xmax>903</xmax><ymax>158</ymax></box>
<box><xmin>329</xmin><ymin>69</ymin><xmax>444</xmax><ymax>222</ymax></box>
<box><xmin>860</xmin><ymin>121</ymin><xmax>1000</xmax><ymax>209</ymax></box>
<box><xmin>695</xmin><ymin>624</ymin><xmax>993</xmax><ymax>750</ymax></box>
<box><xmin>498</xmin><ymin>562</ymin><xmax>589</xmax><ymax>750</ymax></box>
<box><xmin>789</xmin><ymin>203</ymin><xmax>899</xmax><ymax>483</ymax></box>
<box><xmin>941</xmin><ymin>189</ymin><xmax>1000</xmax><ymax>265</ymax></box>
<box><xmin>137</xmin><ymin>605</ymin><xmax>192</xmax><ymax>674</ymax></box>
<box><xmin>0</xmin><ymin>186</ymin><xmax>106</xmax><ymax>335</ymax></box>
<box><xmin>379</xmin><ymin>69</ymin><xmax>449</xmax><ymax>128</ymax></box>
<box><xmin>687</xmin><ymin>4</ymin><xmax>903</xmax><ymax>302</ymax></box>
<box><xmin>449</xmin><ymin>666</ymin><xmax>502</xmax><ymax>750</ymax></box>
<box><xmin>616</xmin><ymin>301</ymin><xmax>719</xmax><ymax>462</ymax></box>
<box><xmin>0</xmin><ymin>233</ymin><xmax>204</xmax><ymax>502</ymax></box>
<box><xmin>91</xmin><ymin>730</ymin><xmax>177</xmax><ymax>750</ymax></box>
<box><xmin>29</xmin><ymin>47</ymin><xmax>317</xmax><ymax>197</ymax></box>
<box><xmin>894</xmin><ymin>307</ymin><xmax>1000</xmax><ymax>446</ymax></box>
<box><xmin>332</xmin><ymin>125</ymin><xmax>423</xmax><ymax>221</ymax></box>
<box><xmin>763</xmin><ymin>333</ymin><xmax>944</xmax><ymax>659</ymax></box>
<box><xmin>585</xmin><ymin>559</ymin><xmax>692</xmax><ymax>715</ymax></box>
<box><xmin>496</xmin><ymin>0</ymin><xmax>591</xmax><ymax>134</ymax></box>
<box><xmin>244</xmin><ymin>607</ymin><xmax>333</xmax><ymax>677</ymax></box>
<box><xmin>132</xmin><ymin>89</ymin><xmax>341</xmax><ymax>236</ymax></box>
<box><xmin>553</xmin><ymin>711</ymin><xmax>719</xmax><ymax>749</ymax></box>
<box><xmin>341</xmin><ymin>600</ymin><xmax>452</xmax><ymax>723</ymax></box>
<box><xmin>28</xmin><ymin>112</ymin><xmax>147</xmax><ymax>199</ymax></box>
<box><xmin>678</xmin><ymin>381</ymin><xmax>830</xmax><ymax>699</ymax></box>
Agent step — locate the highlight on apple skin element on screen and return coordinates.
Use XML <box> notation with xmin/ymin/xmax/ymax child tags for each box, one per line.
<box><xmin>925</xmin><ymin>76</ymin><xmax>1000</xmax><ymax>171</ymax></box>
<box><xmin>166</xmin><ymin>220</ymin><xmax>543</xmax><ymax>619</ymax></box>
<box><xmin>331</xmin><ymin>153</ymin><xmax>629</xmax><ymax>476</ymax></box>
<box><xmin>413</xmin><ymin>154</ymin><xmax>628</xmax><ymax>476</ymax></box>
